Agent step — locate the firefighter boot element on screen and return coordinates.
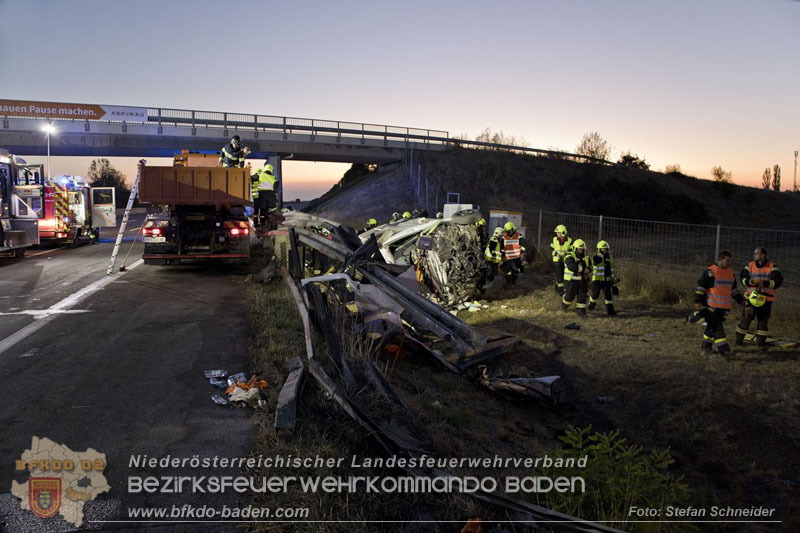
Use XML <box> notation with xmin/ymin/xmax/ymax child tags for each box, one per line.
<box><xmin>561</xmin><ymin>300</ymin><xmax>569</xmax><ymax>312</ymax></box>
<box><xmin>576</xmin><ymin>307</ymin><xmax>587</xmax><ymax>318</ymax></box>
<box><xmin>756</xmin><ymin>331</ymin><xmax>769</xmax><ymax>349</ymax></box>
<box><xmin>588</xmin><ymin>301</ymin><xmax>596</xmax><ymax>311</ymax></box>
<box><xmin>717</xmin><ymin>342</ymin><xmax>732</xmax><ymax>357</ymax></box>
<box><xmin>735</xmin><ymin>332</ymin><xmax>745</xmax><ymax>346</ymax></box>
<box><xmin>606</xmin><ymin>303</ymin><xmax>617</xmax><ymax>316</ymax></box>
<box><xmin>701</xmin><ymin>335</ymin><xmax>713</xmax><ymax>352</ymax></box>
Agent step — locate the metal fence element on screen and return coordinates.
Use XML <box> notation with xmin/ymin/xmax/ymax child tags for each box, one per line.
<box><xmin>490</xmin><ymin>208</ymin><xmax>800</xmax><ymax>293</ymax></box>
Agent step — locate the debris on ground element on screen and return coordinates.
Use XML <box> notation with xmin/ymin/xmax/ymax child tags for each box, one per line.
<box><xmin>564</xmin><ymin>322</ymin><xmax>581</xmax><ymax>330</ymax></box>
<box><xmin>206</xmin><ymin>372</ymin><xmax>268</xmax><ymax>408</ymax></box>
<box><xmin>478</xmin><ymin>365</ymin><xmax>562</xmax><ymax>405</ymax></box>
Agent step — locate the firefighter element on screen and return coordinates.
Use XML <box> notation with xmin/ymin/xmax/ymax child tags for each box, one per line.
<box><xmin>389</xmin><ymin>212</ymin><xmax>400</xmax><ymax>223</ymax></box>
<box><xmin>402</xmin><ymin>211</ymin><xmax>412</xmax><ymax>220</ymax></box>
<box><xmin>475</xmin><ymin>218</ymin><xmax>488</xmax><ymax>248</ymax></box>
<box><xmin>561</xmin><ymin>239</ymin><xmax>590</xmax><ymax>315</ymax></box>
<box><xmin>550</xmin><ymin>225</ymin><xmax>573</xmax><ymax>295</ymax></box>
<box><xmin>735</xmin><ymin>247</ymin><xmax>783</xmax><ymax>348</ymax></box>
<box><xmin>219</xmin><ymin>135</ymin><xmax>249</xmax><ymax>168</ymax></box>
<box><xmin>436</xmin><ymin>212</ymin><xmax>443</xmax><ymax>219</ymax></box>
<box><xmin>251</xmin><ymin>162</ymin><xmax>278</xmax><ymax>221</ymax></box>
<box><xmin>499</xmin><ymin>222</ymin><xmax>526</xmax><ymax>284</ymax></box>
<box><xmin>693</xmin><ymin>250</ymin><xmax>744</xmax><ymax>356</ymax></box>
<box><xmin>484</xmin><ymin>226</ymin><xmax>503</xmax><ymax>281</ymax></box>
<box><xmin>588</xmin><ymin>240</ymin><xmax>618</xmax><ymax>316</ymax></box>
<box><xmin>359</xmin><ymin>218</ymin><xmax>378</xmax><ymax>234</ymax></box>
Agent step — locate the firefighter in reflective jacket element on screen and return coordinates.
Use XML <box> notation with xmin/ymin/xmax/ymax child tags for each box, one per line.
<box><xmin>550</xmin><ymin>225</ymin><xmax>573</xmax><ymax>295</ymax></box>
<box><xmin>588</xmin><ymin>240</ymin><xmax>618</xmax><ymax>316</ymax></box>
<box><xmin>735</xmin><ymin>247</ymin><xmax>783</xmax><ymax>347</ymax></box>
<box><xmin>561</xmin><ymin>239</ymin><xmax>590</xmax><ymax>315</ymax></box>
<box><xmin>251</xmin><ymin>162</ymin><xmax>278</xmax><ymax>214</ymax></box>
<box><xmin>693</xmin><ymin>250</ymin><xmax>744</xmax><ymax>356</ymax></box>
<box><xmin>499</xmin><ymin>222</ymin><xmax>526</xmax><ymax>284</ymax></box>
<box><xmin>219</xmin><ymin>135</ymin><xmax>249</xmax><ymax>167</ymax></box>
<box><xmin>484</xmin><ymin>227</ymin><xmax>503</xmax><ymax>281</ymax></box>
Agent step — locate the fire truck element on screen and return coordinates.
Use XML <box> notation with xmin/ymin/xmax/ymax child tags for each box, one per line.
<box><xmin>1</xmin><ymin>150</ymin><xmax>43</xmax><ymax>257</ymax></box>
<box><xmin>39</xmin><ymin>175</ymin><xmax>116</xmax><ymax>245</ymax></box>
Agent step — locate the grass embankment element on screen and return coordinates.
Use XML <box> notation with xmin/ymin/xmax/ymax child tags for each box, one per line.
<box><xmin>242</xmin><ymin>250</ymin><xmax>799</xmax><ymax>532</ymax></box>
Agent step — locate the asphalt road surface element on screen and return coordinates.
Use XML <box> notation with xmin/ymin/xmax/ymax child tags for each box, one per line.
<box><xmin>0</xmin><ymin>215</ymin><xmax>254</xmax><ymax>531</ymax></box>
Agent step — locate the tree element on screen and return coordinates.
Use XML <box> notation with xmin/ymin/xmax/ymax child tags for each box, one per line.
<box><xmin>772</xmin><ymin>164</ymin><xmax>781</xmax><ymax>191</ymax></box>
<box><xmin>664</xmin><ymin>164</ymin><xmax>682</xmax><ymax>175</ymax></box>
<box><xmin>340</xmin><ymin>163</ymin><xmax>371</xmax><ymax>187</ymax></box>
<box><xmin>617</xmin><ymin>151</ymin><xmax>650</xmax><ymax>170</ymax></box>
<box><xmin>474</xmin><ymin>127</ymin><xmax>528</xmax><ymax>149</ymax></box>
<box><xmin>762</xmin><ymin>168</ymin><xmax>772</xmax><ymax>189</ymax></box>
<box><xmin>575</xmin><ymin>132</ymin><xmax>612</xmax><ymax>161</ymax></box>
<box><xmin>711</xmin><ymin>166</ymin><xmax>733</xmax><ymax>184</ymax></box>
<box><xmin>88</xmin><ymin>158</ymin><xmax>131</xmax><ymax>208</ymax></box>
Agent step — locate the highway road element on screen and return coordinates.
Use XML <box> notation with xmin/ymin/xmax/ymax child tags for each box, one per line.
<box><xmin>0</xmin><ymin>214</ymin><xmax>254</xmax><ymax>531</ymax></box>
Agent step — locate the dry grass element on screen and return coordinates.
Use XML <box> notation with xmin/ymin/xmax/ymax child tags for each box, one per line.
<box><xmin>242</xmin><ymin>249</ymin><xmax>800</xmax><ymax>531</ymax></box>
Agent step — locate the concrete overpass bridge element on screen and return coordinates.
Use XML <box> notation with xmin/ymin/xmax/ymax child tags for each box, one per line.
<box><xmin>0</xmin><ymin>100</ymin><xmax>450</xmax><ymax>166</ymax></box>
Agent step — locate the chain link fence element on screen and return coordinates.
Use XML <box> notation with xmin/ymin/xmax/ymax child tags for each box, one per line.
<box><xmin>484</xmin><ymin>208</ymin><xmax>800</xmax><ymax>294</ymax></box>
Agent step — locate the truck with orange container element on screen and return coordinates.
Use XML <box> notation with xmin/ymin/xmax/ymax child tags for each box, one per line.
<box><xmin>138</xmin><ymin>153</ymin><xmax>253</xmax><ymax>265</ymax></box>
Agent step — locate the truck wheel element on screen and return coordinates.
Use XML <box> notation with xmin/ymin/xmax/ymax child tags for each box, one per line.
<box><xmin>451</xmin><ymin>209</ymin><xmax>482</xmax><ymax>225</ymax></box>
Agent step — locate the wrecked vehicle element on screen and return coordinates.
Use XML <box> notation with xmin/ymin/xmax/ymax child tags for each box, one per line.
<box><xmin>277</xmin><ymin>210</ymin><xmax>487</xmax><ymax>308</ymax></box>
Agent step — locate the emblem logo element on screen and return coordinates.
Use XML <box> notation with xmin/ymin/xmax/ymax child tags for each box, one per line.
<box><xmin>29</xmin><ymin>478</ymin><xmax>61</xmax><ymax>518</ymax></box>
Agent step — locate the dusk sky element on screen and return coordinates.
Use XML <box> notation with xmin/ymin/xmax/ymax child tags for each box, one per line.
<box><xmin>1</xmin><ymin>0</ymin><xmax>798</xmax><ymax>198</ymax></box>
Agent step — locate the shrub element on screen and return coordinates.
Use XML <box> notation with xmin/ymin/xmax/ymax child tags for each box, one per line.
<box><xmin>535</xmin><ymin>425</ymin><xmax>691</xmax><ymax>532</ymax></box>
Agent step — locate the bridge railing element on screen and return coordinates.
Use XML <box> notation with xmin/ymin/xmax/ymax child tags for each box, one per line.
<box><xmin>143</xmin><ymin>106</ymin><xmax>451</xmax><ymax>146</ymax></box>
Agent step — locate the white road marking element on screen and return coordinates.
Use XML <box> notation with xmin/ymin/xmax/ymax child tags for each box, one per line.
<box><xmin>28</xmin><ymin>248</ymin><xmax>67</xmax><ymax>258</ymax></box>
<box><xmin>0</xmin><ymin>309</ymin><xmax>90</xmax><ymax>318</ymax></box>
<box><xmin>0</xmin><ymin>259</ymin><xmax>143</xmax><ymax>356</ymax></box>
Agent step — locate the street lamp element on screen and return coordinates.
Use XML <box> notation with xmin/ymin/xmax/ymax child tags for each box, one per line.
<box><xmin>42</xmin><ymin>123</ymin><xmax>56</xmax><ymax>179</ymax></box>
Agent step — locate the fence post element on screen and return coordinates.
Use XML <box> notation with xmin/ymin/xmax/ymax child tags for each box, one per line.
<box><xmin>598</xmin><ymin>215</ymin><xmax>603</xmax><ymax>241</ymax></box>
<box><xmin>537</xmin><ymin>210</ymin><xmax>543</xmax><ymax>258</ymax></box>
<box><xmin>425</xmin><ymin>174</ymin><xmax>429</xmax><ymax>214</ymax></box>
<box><xmin>714</xmin><ymin>224</ymin><xmax>721</xmax><ymax>260</ymax></box>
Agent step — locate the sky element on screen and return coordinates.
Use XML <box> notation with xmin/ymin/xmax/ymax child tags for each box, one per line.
<box><xmin>1</xmin><ymin>0</ymin><xmax>798</xmax><ymax>198</ymax></box>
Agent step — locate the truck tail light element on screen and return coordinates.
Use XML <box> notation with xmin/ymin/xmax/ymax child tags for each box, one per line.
<box><xmin>143</xmin><ymin>227</ymin><xmax>162</xmax><ymax>236</ymax></box>
<box><xmin>227</xmin><ymin>221</ymin><xmax>249</xmax><ymax>237</ymax></box>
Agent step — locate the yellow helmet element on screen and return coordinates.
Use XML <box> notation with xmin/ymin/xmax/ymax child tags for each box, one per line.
<box><xmin>573</xmin><ymin>239</ymin><xmax>586</xmax><ymax>250</ymax></box>
<box><xmin>748</xmin><ymin>289</ymin><xmax>767</xmax><ymax>308</ymax></box>
<box><xmin>492</xmin><ymin>227</ymin><xmax>503</xmax><ymax>237</ymax></box>
<box><xmin>476</xmin><ymin>218</ymin><xmax>486</xmax><ymax>226</ymax></box>
<box><xmin>368</xmin><ymin>218</ymin><xmax>377</xmax><ymax>227</ymax></box>
<box><xmin>265</xmin><ymin>163</ymin><xmax>274</xmax><ymax>174</ymax></box>
<box><xmin>503</xmin><ymin>221</ymin><xmax>516</xmax><ymax>233</ymax></box>
<box><xmin>402</xmin><ymin>211</ymin><xmax>412</xmax><ymax>219</ymax></box>
<box><xmin>597</xmin><ymin>240</ymin><xmax>609</xmax><ymax>251</ymax></box>
<box><xmin>554</xmin><ymin>224</ymin><xmax>567</xmax><ymax>235</ymax></box>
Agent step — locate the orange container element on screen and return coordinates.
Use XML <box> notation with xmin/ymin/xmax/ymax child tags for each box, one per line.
<box><xmin>138</xmin><ymin>164</ymin><xmax>251</xmax><ymax>205</ymax></box>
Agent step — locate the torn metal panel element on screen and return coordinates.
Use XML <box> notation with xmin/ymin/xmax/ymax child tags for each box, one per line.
<box><xmin>479</xmin><ymin>366</ymin><xmax>563</xmax><ymax>405</ymax></box>
<box><xmin>275</xmin><ymin>357</ymin><xmax>305</xmax><ymax>430</ymax></box>
<box><xmin>365</xmin><ymin>362</ymin><xmax>407</xmax><ymax>410</ymax></box>
<box><xmin>444</xmin><ymin>334</ymin><xmax>519</xmax><ymax>372</ymax></box>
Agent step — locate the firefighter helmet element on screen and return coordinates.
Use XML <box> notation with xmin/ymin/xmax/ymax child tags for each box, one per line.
<box><xmin>597</xmin><ymin>240</ymin><xmax>610</xmax><ymax>251</ymax></box>
<box><xmin>402</xmin><ymin>211</ymin><xmax>412</xmax><ymax>219</ymax></box>
<box><xmin>264</xmin><ymin>163</ymin><xmax>274</xmax><ymax>174</ymax></box>
<box><xmin>573</xmin><ymin>239</ymin><xmax>586</xmax><ymax>250</ymax></box>
<box><xmin>493</xmin><ymin>227</ymin><xmax>503</xmax><ymax>237</ymax></box>
<box><xmin>748</xmin><ymin>289</ymin><xmax>767</xmax><ymax>308</ymax></box>
<box><xmin>554</xmin><ymin>224</ymin><xmax>567</xmax><ymax>235</ymax></box>
<box><xmin>503</xmin><ymin>221</ymin><xmax>516</xmax><ymax>233</ymax></box>
<box><xmin>368</xmin><ymin>218</ymin><xmax>377</xmax><ymax>228</ymax></box>
<box><xmin>476</xmin><ymin>218</ymin><xmax>486</xmax><ymax>226</ymax></box>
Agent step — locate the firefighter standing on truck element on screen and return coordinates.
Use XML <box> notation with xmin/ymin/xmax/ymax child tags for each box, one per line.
<box><xmin>561</xmin><ymin>239</ymin><xmax>590</xmax><ymax>315</ymax></box>
<box><xmin>219</xmin><ymin>135</ymin><xmax>250</xmax><ymax>167</ymax></box>
<box><xmin>499</xmin><ymin>222</ymin><xmax>526</xmax><ymax>284</ymax></box>
<box><xmin>735</xmin><ymin>247</ymin><xmax>783</xmax><ymax>348</ymax></box>
<box><xmin>588</xmin><ymin>240</ymin><xmax>618</xmax><ymax>316</ymax></box>
<box><xmin>551</xmin><ymin>225</ymin><xmax>573</xmax><ymax>295</ymax></box>
<box><xmin>692</xmin><ymin>250</ymin><xmax>744</xmax><ymax>356</ymax></box>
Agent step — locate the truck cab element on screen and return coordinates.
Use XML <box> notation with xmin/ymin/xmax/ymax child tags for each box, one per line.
<box><xmin>0</xmin><ymin>150</ymin><xmax>43</xmax><ymax>257</ymax></box>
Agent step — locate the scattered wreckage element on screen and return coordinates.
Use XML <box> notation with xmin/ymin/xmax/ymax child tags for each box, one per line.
<box><xmin>261</xmin><ymin>210</ymin><xmax>616</xmax><ymax>532</ymax></box>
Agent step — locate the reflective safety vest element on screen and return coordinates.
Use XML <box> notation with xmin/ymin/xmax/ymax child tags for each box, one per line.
<box><xmin>707</xmin><ymin>264</ymin><xmax>735</xmax><ymax>309</ymax></box>
<box><xmin>745</xmin><ymin>260</ymin><xmax>777</xmax><ymax>301</ymax></box>
<box><xmin>503</xmin><ymin>231</ymin><xmax>521</xmax><ymax>260</ymax></box>
<box><xmin>591</xmin><ymin>253</ymin><xmax>615</xmax><ymax>282</ymax></box>
<box><xmin>564</xmin><ymin>252</ymin><xmax>590</xmax><ymax>281</ymax></box>
<box><xmin>220</xmin><ymin>143</ymin><xmax>245</xmax><ymax>167</ymax></box>
<box><xmin>551</xmin><ymin>236</ymin><xmax>573</xmax><ymax>263</ymax></box>
<box><xmin>251</xmin><ymin>168</ymin><xmax>276</xmax><ymax>199</ymax></box>
<box><xmin>484</xmin><ymin>237</ymin><xmax>502</xmax><ymax>263</ymax></box>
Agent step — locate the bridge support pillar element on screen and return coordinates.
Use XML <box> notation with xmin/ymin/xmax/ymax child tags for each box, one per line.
<box><xmin>267</xmin><ymin>155</ymin><xmax>283</xmax><ymax>208</ymax></box>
